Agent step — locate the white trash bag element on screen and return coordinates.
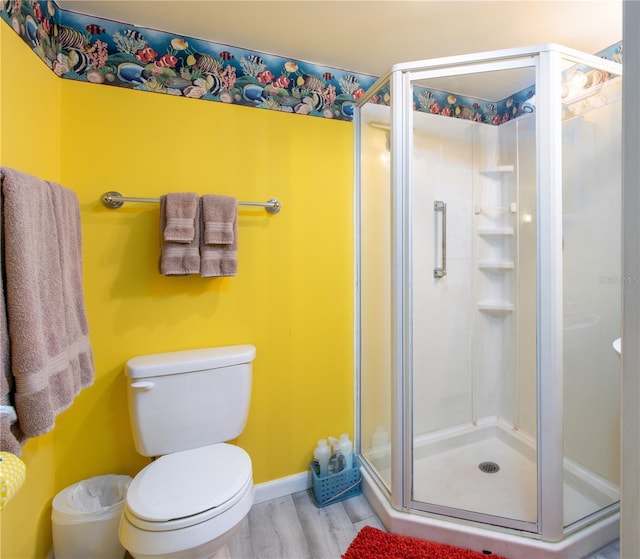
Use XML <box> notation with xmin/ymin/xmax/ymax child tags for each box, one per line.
<box><xmin>57</xmin><ymin>475</ymin><xmax>131</xmax><ymax>518</ymax></box>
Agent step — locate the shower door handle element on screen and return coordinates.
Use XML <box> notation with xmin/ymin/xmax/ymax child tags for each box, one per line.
<box><xmin>434</xmin><ymin>200</ymin><xmax>447</xmax><ymax>278</ymax></box>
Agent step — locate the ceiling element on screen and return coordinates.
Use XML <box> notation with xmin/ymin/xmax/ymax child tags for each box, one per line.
<box><xmin>56</xmin><ymin>1</ymin><xmax>623</xmax><ymax>79</ymax></box>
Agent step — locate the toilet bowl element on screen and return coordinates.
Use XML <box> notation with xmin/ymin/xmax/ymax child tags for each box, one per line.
<box><xmin>118</xmin><ymin>346</ymin><xmax>257</xmax><ymax>559</ymax></box>
<box><xmin>119</xmin><ymin>444</ymin><xmax>254</xmax><ymax>559</ymax></box>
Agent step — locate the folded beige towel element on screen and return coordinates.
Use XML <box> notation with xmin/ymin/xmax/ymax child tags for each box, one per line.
<box><xmin>200</xmin><ymin>197</ymin><xmax>238</xmax><ymax>277</ymax></box>
<box><xmin>1</xmin><ymin>167</ymin><xmax>95</xmax><ymax>451</ymax></box>
<box><xmin>163</xmin><ymin>192</ymin><xmax>198</xmax><ymax>243</ymax></box>
<box><xmin>202</xmin><ymin>194</ymin><xmax>237</xmax><ymax>245</ymax></box>
<box><xmin>159</xmin><ymin>194</ymin><xmax>201</xmax><ymax>275</ymax></box>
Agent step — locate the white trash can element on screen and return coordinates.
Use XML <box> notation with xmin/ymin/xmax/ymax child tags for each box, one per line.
<box><xmin>52</xmin><ymin>474</ymin><xmax>132</xmax><ymax>559</ymax></box>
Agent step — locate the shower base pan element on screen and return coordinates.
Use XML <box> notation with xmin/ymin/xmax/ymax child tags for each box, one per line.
<box><xmin>362</xmin><ymin>421</ymin><xmax>619</xmax><ymax>558</ymax></box>
<box><xmin>412</xmin><ymin>421</ymin><xmax>618</xmax><ymax>525</ymax></box>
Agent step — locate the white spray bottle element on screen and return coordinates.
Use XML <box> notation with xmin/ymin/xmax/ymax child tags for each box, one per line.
<box><xmin>314</xmin><ymin>439</ymin><xmax>330</xmax><ymax>477</ymax></box>
<box><xmin>339</xmin><ymin>433</ymin><xmax>353</xmax><ymax>469</ymax></box>
<box><xmin>328</xmin><ymin>436</ymin><xmax>346</xmax><ymax>474</ymax></box>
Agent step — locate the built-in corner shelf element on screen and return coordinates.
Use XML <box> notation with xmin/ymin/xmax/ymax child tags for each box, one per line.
<box><xmin>475</xmin><ymin>162</ymin><xmax>516</xmax><ymax>319</ymax></box>
<box><xmin>478</xmin><ymin>261</ymin><xmax>514</xmax><ymax>272</ymax></box>
<box><xmin>478</xmin><ymin>165</ymin><xmax>515</xmax><ymax>174</ymax></box>
<box><xmin>477</xmin><ymin>227</ymin><xmax>514</xmax><ymax>237</ymax></box>
<box><xmin>478</xmin><ymin>301</ymin><xmax>514</xmax><ymax>314</ymax></box>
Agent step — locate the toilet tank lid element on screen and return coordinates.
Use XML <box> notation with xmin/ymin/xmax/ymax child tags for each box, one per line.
<box><xmin>126</xmin><ymin>345</ymin><xmax>256</xmax><ymax>379</ymax></box>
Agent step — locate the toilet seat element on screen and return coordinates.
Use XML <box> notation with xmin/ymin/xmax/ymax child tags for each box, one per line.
<box><xmin>125</xmin><ymin>443</ymin><xmax>252</xmax><ymax>531</ymax></box>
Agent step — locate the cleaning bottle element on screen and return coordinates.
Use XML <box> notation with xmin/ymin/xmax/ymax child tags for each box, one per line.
<box><xmin>328</xmin><ymin>436</ymin><xmax>346</xmax><ymax>474</ymax></box>
<box><xmin>339</xmin><ymin>433</ymin><xmax>353</xmax><ymax>469</ymax></box>
<box><xmin>313</xmin><ymin>439</ymin><xmax>330</xmax><ymax>477</ymax></box>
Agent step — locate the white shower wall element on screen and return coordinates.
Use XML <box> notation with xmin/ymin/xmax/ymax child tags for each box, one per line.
<box><xmin>412</xmin><ymin>112</ymin><xmax>536</xmax><ymax>440</ymax></box>
<box><xmin>412</xmin><ymin>114</ymin><xmax>475</xmax><ymax>433</ymax></box>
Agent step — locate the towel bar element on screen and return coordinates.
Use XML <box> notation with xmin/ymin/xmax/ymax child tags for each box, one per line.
<box><xmin>101</xmin><ymin>191</ymin><xmax>282</xmax><ymax>214</ymax></box>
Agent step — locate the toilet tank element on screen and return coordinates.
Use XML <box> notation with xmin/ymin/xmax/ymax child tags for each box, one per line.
<box><xmin>125</xmin><ymin>345</ymin><xmax>256</xmax><ymax>457</ymax></box>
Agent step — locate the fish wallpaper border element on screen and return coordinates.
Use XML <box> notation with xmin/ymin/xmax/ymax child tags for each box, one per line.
<box><xmin>1</xmin><ymin>1</ymin><xmax>624</xmax><ymax>125</ymax></box>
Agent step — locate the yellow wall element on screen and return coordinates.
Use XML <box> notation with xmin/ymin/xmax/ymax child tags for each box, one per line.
<box><xmin>0</xmin><ymin>23</ymin><xmax>61</xmax><ymax>179</ymax></box>
<box><xmin>1</xmin><ymin>23</ymin><xmax>354</xmax><ymax>559</ymax></box>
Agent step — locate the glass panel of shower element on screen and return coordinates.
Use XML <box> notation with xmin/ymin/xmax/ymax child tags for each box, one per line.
<box><xmin>561</xmin><ymin>60</ymin><xmax>622</xmax><ymax>530</ymax></box>
<box><xmin>356</xmin><ymin>45</ymin><xmax>622</xmax><ymax>547</ymax></box>
<box><xmin>407</xmin><ymin>59</ymin><xmax>540</xmax><ymax>532</ymax></box>
<box><xmin>356</xmin><ymin>79</ymin><xmax>393</xmax><ymax>496</ymax></box>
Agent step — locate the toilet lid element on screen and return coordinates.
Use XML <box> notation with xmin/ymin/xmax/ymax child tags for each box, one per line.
<box><xmin>126</xmin><ymin>443</ymin><xmax>252</xmax><ymax>522</ymax></box>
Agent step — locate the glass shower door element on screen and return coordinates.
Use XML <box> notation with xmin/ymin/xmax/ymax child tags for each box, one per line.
<box><xmin>406</xmin><ymin>61</ymin><xmax>539</xmax><ymax>531</ymax></box>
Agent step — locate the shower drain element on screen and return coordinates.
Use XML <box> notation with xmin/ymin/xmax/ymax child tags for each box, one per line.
<box><xmin>478</xmin><ymin>461</ymin><xmax>500</xmax><ymax>474</ymax></box>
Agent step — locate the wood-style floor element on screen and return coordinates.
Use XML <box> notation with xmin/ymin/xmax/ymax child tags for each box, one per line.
<box><xmin>227</xmin><ymin>489</ymin><xmax>621</xmax><ymax>559</ymax></box>
<box><xmin>228</xmin><ymin>490</ymin><xmax>384</xmax><ymax>559</ymax></box>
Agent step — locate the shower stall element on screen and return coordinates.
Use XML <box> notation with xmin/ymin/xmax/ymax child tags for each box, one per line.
<box><xmin>354</xmin><ymin>44</ymin><xmax>622</xmax><ymax>557</ymax></box>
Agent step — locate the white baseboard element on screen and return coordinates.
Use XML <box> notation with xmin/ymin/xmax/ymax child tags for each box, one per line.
<box><xmin>253</xmin><ymin>470</ymin><xmax>311</xmax><ymax>504</ymax></box>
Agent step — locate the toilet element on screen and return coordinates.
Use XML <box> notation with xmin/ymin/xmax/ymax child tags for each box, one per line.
<box><xmin>118</xmin><ymin>345</ymin><xmax>256</xmax><ymax>559</ymax></box>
